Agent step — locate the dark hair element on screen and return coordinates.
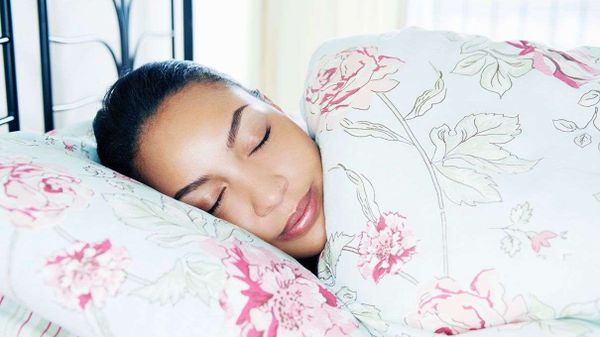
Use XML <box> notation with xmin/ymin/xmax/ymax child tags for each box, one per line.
<box><xmin>93</xmin><ymin>60</ymin><xmax>259</xmax><ymax>182</ymax></box>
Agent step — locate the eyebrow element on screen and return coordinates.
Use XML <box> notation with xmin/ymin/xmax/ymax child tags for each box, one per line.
<box><xmin>227</xmin><ymin>104</ymin><xmax>248</xmax><ymax>148</ymax></box>
<box><xmin>173</xmin><ymin>104</ymin><xmax>248</xmax><ymax>201</ymax></box>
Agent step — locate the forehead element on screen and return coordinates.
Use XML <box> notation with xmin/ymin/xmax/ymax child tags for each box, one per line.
<box><xmin>135</xmin><ymin>83</ymin><xmax>249</xmax><ymax>192</ymax></box>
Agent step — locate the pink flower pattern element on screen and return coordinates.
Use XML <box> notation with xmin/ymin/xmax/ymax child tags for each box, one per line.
<box><xmin>528</xmin><ymin>230</ymin><xmax>558</xmax><ymax>253</ymax></box>
<box><xmin>405</xmin><ymin>269</ymin><xmax>528</xmax><ymax>335</ymax></box>
<box><xmin>507</xmin><ymin>40</ymin><xmax>600</xmax><ymax>88</ymax></box>
<box><xmin>217</xmin><ymin>242</ymin><xmax>358</xmax><ymax>337</ymax></box>
<box><xmin>63</xmin><ymin>141</ymin><xmax>75</xmax><ymax>152</ymax></box>
<box><xmin>357</xmin><ymin>211</ymin><xmax>417</xmax><ymax>283</ymax></box>
<box><xmin>304</xmin><ymin>46</ymin><xmax>404</xmax><ymax>130</ymax></box>
<box><xmin>43</xmin><ymin>239</ymin><xmax>130</xmax><ymax>310</ymax></box>
<box><xmin>0</xmin><ymin>157</ymin><xmax>93</xmax><ymax>229</ymax></box>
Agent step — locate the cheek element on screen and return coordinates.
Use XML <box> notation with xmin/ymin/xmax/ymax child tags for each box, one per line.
<box><xmin>219</xmin><ymin>195</ymin><xmax>274</xmax><ymax>240</ymax></box>
<box><xmin>274</xmin><ymin>126</ymin><xmax>320</xmax><ymax>176</ymax></box>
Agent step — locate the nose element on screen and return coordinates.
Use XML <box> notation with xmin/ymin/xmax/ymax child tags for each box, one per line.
<box><xmin>250</xmin><ymin>174</ymin><xmax>288</xmax><ymax>217</ymax></box>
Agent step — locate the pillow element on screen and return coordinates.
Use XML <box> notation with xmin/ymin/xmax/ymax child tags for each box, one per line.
<box><xmin>45</xmin><ymin>119</ymin><xmax>99</xmax><ymax>162</ymax></box>
<box><xmin>0</xmin><ymin>131</ymin><xmax>366</xmax><ymax>337</ymax></box>
<box><xmin>302</xmin><ymin>26</ymin><xmax>600</xmax><ymax>336</ymax></box>
<box><xmin>0</xmin><ymin>293</ymin><xmax>76</xmax><ymax>336</ymax></box>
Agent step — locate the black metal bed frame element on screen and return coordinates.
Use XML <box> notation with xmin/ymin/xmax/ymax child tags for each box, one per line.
<box><xmin>0</xmin><ymin>0</ymin><xmax>194</xmax><ymax>132</ymax></box>
<box><xmin>0</xmin><ymin>0</ymin><xmax>19</xmax><ymax>132</ymax></box>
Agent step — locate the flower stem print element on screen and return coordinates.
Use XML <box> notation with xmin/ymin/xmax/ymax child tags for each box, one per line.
<box><xmin>130</xmin><ymin>253</ymin><xmax>226</xmax><ymax>306</ymax></box>
<box><xmin>305</xmin><ymin>48</ymin><xmax>538</xmax><ymax>277</ymax></box>
<box><xmin>4</xmin><ymin>229</ymin><xmax>18</xmax><ymax>298</ymax></box>
<box><xmin>553</xmin><ymin>90</ymin><xmax>600</xmax><ymax>151</ymax></box>
<box><xmin>451</xmin><ymin>36</ymin><xmax>533</xmax><ymax>98</ymax></box>
<box><xmin>103</xmin><ymin>193</ymin><xmax>252</xmax><ymax>247</ymax></box>
<box><xmin>335</xmin><ymin>286</ymin><xmax>390</xmax><ymax>337</ymax></box>
<box><xmin>504</xmin><ymin>295</ymin><xmax>600</xmax><ymax>337</ymax></box>
<box><xmin>490</xmin><ymin>202</ymin><xmax>567</xmax><ymax>258</ymax></box>
<box><xmin>452</xmin><ymin>36</ymin><xmax>600</xmax><ymax>97</ymax></box>
<box><xmin>376</xmin><ymin>91</ymin><xmax>449</xmax><ymax>276</ymax></box>
<box><xmin>327</xmin><ymin>164</ymin><xmax>418</xmax><ymax>285</ymax></box>
<box><xmin>379</xmin><ymin>89</ymin><xmax>539</xmax><ymax>276</ymax></box>
<box><xmin>319</xmin><ymin>232</ymin><xmax>355</xmax><ymax>286</ymax></box>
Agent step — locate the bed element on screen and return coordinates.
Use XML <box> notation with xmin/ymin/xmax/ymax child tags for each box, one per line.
<box><xmin>1</xmin><ymin>2</ymin><xmax>600</xmax><ymax>337</ymax></box>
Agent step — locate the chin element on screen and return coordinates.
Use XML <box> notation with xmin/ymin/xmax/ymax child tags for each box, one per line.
<box><xmin>293</xmin><ymin>220</ymin><xmax>327</xmax><ymax>258</ymax></box>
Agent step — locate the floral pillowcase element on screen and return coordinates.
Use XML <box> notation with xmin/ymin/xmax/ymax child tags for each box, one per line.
<box><xmin>302</xmin><ymin>27</ymin><xmax>600</xmax><ymax>336</ymax></box>
<box><xmin>0</xmin><ymin>131</ymin><xmax>366</xmax><ymax>337</ymax></box>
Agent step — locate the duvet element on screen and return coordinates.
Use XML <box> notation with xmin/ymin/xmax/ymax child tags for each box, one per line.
<box><xmin>302</xmin><ymin>27</ymin><xmax>600</xmax><ymax>336</ymax></box>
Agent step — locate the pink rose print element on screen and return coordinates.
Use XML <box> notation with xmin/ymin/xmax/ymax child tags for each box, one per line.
<box><xmin>217</xmin><ymin>242</ymin><xmax>358</xmax><ymax>337</ymax></box>
<box><xmin>43</xmin><ymin>239</ymin><xmax>130</xmax><ymax>311</ymax></box>
<box><xmin>405</xmin><ymin>269</ymin><xmax>528</xmax><ymax>335</ymax></box>
<box><xmin>0</xmin><ymin>157</ymin><xmax>93</xmax><ymax>229</ymax></box>
<box><xmin>357</xmin><ymin>211</ymin><xmax>417</xmax><ymax>283</ymax></box>
<box><xmin>63</xmin><ymin>141</ymin><xmax>75</xmax><ymax>152</ymax></box>
<box><xmin>528</xmin><ymin>230</ymin><xmax>558</xmax><ymax>253</ymax></box>
<box><xmin>304</xmin><ymin>46</ymin><xmax>404</xmax><ymax>130</ymax></box>
<box><xmin>507</xmin><ymin>40</ymin><xmax>600</xmax><ymax>88</ymax></box>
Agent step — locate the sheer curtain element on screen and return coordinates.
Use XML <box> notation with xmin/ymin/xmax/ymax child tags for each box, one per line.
<box><xmin>194</xmin><ymin>0</ymin><xmax>407</xmax><ymax>114</ymax></box>
<box><xmin>405</xmin><ymin>0</ymin><xmax>600</xmax><ymax>49</ymax></box>
<box><xmin>193</xmin><ymin>0</ymin><xmax>599</xmax><ymax>114</ymax></box>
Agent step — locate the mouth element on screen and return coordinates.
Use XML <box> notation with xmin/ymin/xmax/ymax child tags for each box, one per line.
<box><xmin>278</xmin><ymin>184</ymin><xmax>319</xmax><ymax>241</ymax></box>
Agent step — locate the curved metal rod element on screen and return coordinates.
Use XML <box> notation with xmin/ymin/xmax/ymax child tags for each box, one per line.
<box><xmin>52</xmin><ymin>95</ymin><xmax>102</xmax><ymax>113</ymax></box>
<box><xmin>0</xmin><ymin>116</ymin><xmax>15</xmax><ymax>125</ymax></box>
<box><xmin>49</xmin><ymin>35</ymin><xmax>120</xmax><ymax>71</ymax></box>
<box><xmin>111</xmin><ymin>0</ymin><xmax>120</xmax><ymax>13</ymax></box>
<box><xmin>131</xmin><ymin>31</ymin><xmax>174</xmax><ymax>64</ymax></box>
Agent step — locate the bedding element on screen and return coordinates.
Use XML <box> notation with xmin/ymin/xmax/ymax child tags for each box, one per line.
<box><xmin>3</xmin><ymin>26</ymin><xmax>600</xmax><ymax>337</ymax></box>
<box><xmin>302</xmin><ymin>26</ymin><xmax>600</xmax><ymax>336</ymax></box>
<box><xmin>0</xmin><ymin>131</ymin><xmax>368</xmax><ymax>337</ymax></box>
<box><xmin>0</xmin><ymin>294</ymin><xmax>75</xmax><ymax>337</ymax></box>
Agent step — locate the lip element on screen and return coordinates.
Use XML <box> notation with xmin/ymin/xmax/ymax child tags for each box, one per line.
<box><xmin>278</xmin><ymin>185</ymin><xmax>319</xmax><ymax>241</ymax></box>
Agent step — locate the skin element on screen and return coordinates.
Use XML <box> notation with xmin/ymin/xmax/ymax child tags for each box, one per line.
<box><xmin>135</xmin><ymin>82</ymin><xmax>326</xmax><ymax>258</ymax></box>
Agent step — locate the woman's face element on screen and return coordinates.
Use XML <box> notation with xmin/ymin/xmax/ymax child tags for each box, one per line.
<box><xmin>135</xmin><ymin>83</ymin><xmax>326</xmax><ymax>258</ymax></box>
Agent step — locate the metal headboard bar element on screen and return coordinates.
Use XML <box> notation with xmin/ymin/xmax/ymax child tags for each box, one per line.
<box><xmin>0</xmin><ymin>0</ymin><xmax>20</xmax><ymax>132</ymax></box>
<box><xmin>183</xmin><ymin>0</ymin><xmax>193</xmax><ymax>60</ymax></box>
<box><xmin>37</xmin><ymin>0</ymin><xmax>194</xmax><ymax>132</ymax></box>
<box><xmin>37</xmin><ymin>0</ymin><xmax>53</xmax><ymax>131</ymax></box>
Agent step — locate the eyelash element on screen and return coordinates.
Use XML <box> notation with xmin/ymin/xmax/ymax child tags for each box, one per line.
<box><xmin>208</xmin><ymin>125</ymin><xmax>271</xmax><ymax>214</ymax></box>
<box><xmin>250</xmin><ymin>125</ymin><xmax>271</xmax><ymax>156</ymax></box>
<box><xmin>208</xmin><ymin>187</ymin><xmax>226</xmax><ymax>215</ymax></box>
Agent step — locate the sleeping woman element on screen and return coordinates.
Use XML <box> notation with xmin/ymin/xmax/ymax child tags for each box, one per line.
<box><xmin>93</xmin><ymin>60</ymin><xmax>325</xmax><ymax>273</ymax></box>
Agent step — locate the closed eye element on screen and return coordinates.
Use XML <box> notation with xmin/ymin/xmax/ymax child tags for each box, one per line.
<box><xmin>249</xmin><ymin>125</ymin><xmax>271</xmax><ymax>155</ymax></box>
<box><xmin>207</xmin><ymin>187</ymin><xmax>226</xmax><ymax>214</ymax></box>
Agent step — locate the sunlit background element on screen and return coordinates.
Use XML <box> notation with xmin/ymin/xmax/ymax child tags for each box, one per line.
<box><xmin>8</xmin><ymin>0</ymin><xmax>600</xmax><ymax>132</ymax></box>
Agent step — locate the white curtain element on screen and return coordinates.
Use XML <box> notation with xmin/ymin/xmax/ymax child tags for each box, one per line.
<box><xmin>406</xmin><ymin>0</ymin><xmax>600</xmax><ymax>49</ymax></box>
<box><xmin>194</xmin><ymin>0</ymin><xmax>407</xmax><ymax>114</ymax></box>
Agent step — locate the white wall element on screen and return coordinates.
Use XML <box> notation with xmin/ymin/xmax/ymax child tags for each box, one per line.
<box><xmin>7</xmin><ymin>0</ymin><xmax>174</xmax><ymax>133</ymax></box>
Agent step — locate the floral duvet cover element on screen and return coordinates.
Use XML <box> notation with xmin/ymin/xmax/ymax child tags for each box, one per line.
<box><xmin>302</xmin><ymin>27</ymin><xmax>600</xmax><ymax>336</ymax></box>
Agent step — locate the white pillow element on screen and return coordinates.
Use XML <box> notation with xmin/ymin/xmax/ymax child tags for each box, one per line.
<box><xmin>0</xmin><ymin>131</ymin><xmax>366</xmax><ymax>337</ymax></box>
<box><xmin>302</xmin><ymin>26</ymin><xmax>600</xmax><ymax>336</ymax></box>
